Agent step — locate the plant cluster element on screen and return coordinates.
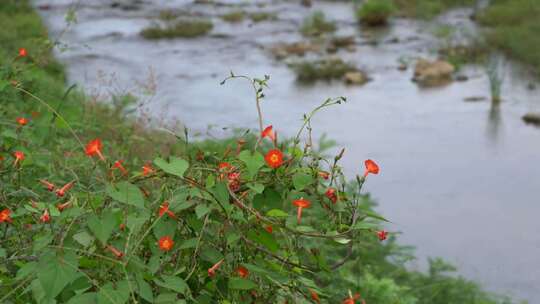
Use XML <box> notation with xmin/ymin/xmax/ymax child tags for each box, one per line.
<box><xmin>0</xmin><ymin>1</ymin><xmax>516</xmax><ymax>303</ymax></box>
<box><xmin>300</xmin><ymin>11</ymin><xmax>337</xmax><ymax>37</ymax></box>
<box><xmin>291</xmin><ymin>58</ymin><xmax>358</xmax><ymax>82</ymax></box>
<box><xmin>140</xmin><ymin>20</ymin><xmax>213</xmax><ymax>40</ymax></box>
<box><xmin>357</xmin><ymin>0</ymin><xmax>396</xmax><ymax>26</ymax></box>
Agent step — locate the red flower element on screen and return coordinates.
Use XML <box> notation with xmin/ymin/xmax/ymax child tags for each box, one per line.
<box><xmin>113</xmin><ymin>160</ymin><xmax>128</xmax><ymax>175</ymax></box>
<box><xmin>13</xmin><ymin>151</ymin><xmax>25</xmax><ymax>166</ymax></box>
<box><xmin>56</xmin><ymin>201</ymin><xmax>71</xmax><ymax>212</ymax></box>
<box><xmin>0</xmin><ymin>209</ymin><xmax>13</xmax><ymax>223</ymax></box>
<box><xmin>40</xmin><ymin>179</ymin><xmax>56</xmax><ymax>192</ymax></box>
<box><xmin>265</xmin><ymin>149</ymin><xmax>283</xmax><ymax>169</ymax></box>
<box><xmin>318</xmin><ymin>171</ymin><xmax>330</xmax><ymax>180</ymax></box>
<box><xmin>17</xmin><ymin>117</ymin><xmax>28</xmax><ymax>126</ymax></box>
<box><xmin>85</xmin><ymin>139</ymin><xmax>105</xmax><ymax>161</ymax></box>
<box><xmin>309</xmin><ymin>289</ymin><xmax>321</xmax><ymax>304</ymax></box>
<box><xmin>265</xmin><ymin>225</ymin><xmax>273</xmax><ymax>234</ymax></box>
<box><xmin>55</xmin><ymin>181</ymin><xmax>74</xmax><ymax>197</ymax></box>
<box><xmin>325</xmin><ymin>187</ymin><xmax>338</xmax><ymax>204</ymax></box>
<box><xmin>18</xmin><ymin>48</ymin><xmax>27</xmax><ymax>57</ymax></box>
<box><xmin>363</xmin><ymin>159</ymin><xmax>379</xmax><ymax>177</ymax></box>
<box><xmin>40</xmin><ymin>209</ymin><xmax>50</xmax><ymax>223</ymax></box>
<box><xmin>236</xmin><ymin>266</ymin><xmax>249</xmax><ymax>278</ymax></box>
<box><xmin>142</xmin><ymin>164</ymin><xmax>155</xmax><ymax>176</ymax></box>
<box><xmin>261</xmin><ymin>125</ymin><xmax>276</xmax><ymax>141</ymax></box>
<box><xmin>218</xmin><ymin>162</ymin><xmax>232</xmax><ymax>171</ymax></box>
<box><xmin>292</xmin><ymin>198</ymin><xmax>311</xmax><ymax>224</ymax></box>
<box><xmin>377</xmin><ymin>230</ymin><xmax>388</xmax><ymax>241</ymax></box>
<box><xmin>158</xmin><ymin>202</ymin><xmax>176</xmax><ymax>219</ymax></box>
<box><xmin>106</xmin><ymin>245</ymin><xmax>124</xmax><ymax>259</ymax></box>
<box><xmin>227</xmin><ymin>171</ymin><xmax>241</xmax><ymax>192</ymax></box>
<box><xmin>342</xmin><ymin>293</ymin><xmax>361</xmax><ymax>304</ymax></box>
<box><xmin>208</xmin><ymin>259</ymin><xmax>224</xmax><ymax>277</ymax></box>
<box><xmin>158</xmin><ymin>235</ymin><xmax>174</xmax><ymax>251</ymax></box>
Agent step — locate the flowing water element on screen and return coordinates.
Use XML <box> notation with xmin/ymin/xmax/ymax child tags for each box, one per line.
<box><xmin>35</xmin><ymin>0</ymin><xmax>540</xmax><ymax>301</ymax></box>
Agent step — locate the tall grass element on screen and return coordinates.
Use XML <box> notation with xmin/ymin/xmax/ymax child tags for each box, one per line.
<box><xmin>479</xmin><ymin>0</ymin><xmax>540</xmax><ymax>76</ymax></box>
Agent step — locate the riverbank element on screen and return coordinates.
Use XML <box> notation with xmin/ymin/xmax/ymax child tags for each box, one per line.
<box><xmin>0</xmin><ymin>1</ymin><xmax>519</xmax><ymax>303</ymax></box>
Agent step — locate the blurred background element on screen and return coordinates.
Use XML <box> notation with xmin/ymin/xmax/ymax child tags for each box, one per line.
<box><xmin>34</xmin><ymin>0</ymin><xmax>540</xmax><ymax>302</ymax></box>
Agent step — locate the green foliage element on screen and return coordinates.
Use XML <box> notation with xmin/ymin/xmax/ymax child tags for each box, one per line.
<box><xmin>478</xmin><ymin>0</ymin><xmax>540</xmax><ymax>76</ymax></box>
<box><xmin>249</xmin><ymin>12</ymin><xmax>277</xmax><ymax>23</ymax></box>
<box><xmin>300</xmin><ymin>11</ymin><xmax>336</xmax><ymax>37</ymax></box>
<box><xmin>394</xmin><ymin>0</ymin><xmax>475</xmax><ymax>19</ymax></box>
<box><xmin>140</xmin><ymin>20</ymin><xmax>213</xmax><ymax>39</ymax></box>
<box><xmin>0</xmin><ymin>1</ymin><xmax>514</xmax><ymax>303</ymax></box>
<box><xmin>357</xmin><ymin>0</ymin><xmax>396</xmax><ymax>26</ymax></box>
<box><xmin>291</xmin><ymin>58</ymin><xmax>357</xmax><ymax>82</ymax></box>
<box><xmin>221</xmin><ymin>10</ymin><xmax>245</xmax><ymax>23</ymax></box>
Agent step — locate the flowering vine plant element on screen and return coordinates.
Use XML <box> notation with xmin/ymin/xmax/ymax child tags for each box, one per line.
<box><xmin>1</xmin><ymin>48</ymin><xmax>390</xmax><ymax>304</ymax></box>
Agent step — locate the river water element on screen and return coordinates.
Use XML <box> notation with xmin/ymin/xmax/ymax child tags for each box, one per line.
<box><xmin>35</xmin><ymin>0</ymin><xmax>540</xmax><ymax>302</ymax></box>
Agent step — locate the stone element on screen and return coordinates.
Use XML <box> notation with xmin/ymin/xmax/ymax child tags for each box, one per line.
<box><xmin>270</xmin><ymin>42</ymin><xmax>320</xmax><ymax>59</ymax></box>
<box><xmin>522</xmin><ymin>113</ymin><xmax>540</xmax><ymax>126</ymax></box>
<box><xmin>464</xmin><ymin>96</ymin><xmax>487</xmax><ymax>102</ymax></box>
<box><xmin>456</xmin><ymin>74</ymin><xmax>469</xmax><ymax>82</ymax></box>
<box><xmin>413</xmin><ymin>59</ymin><xmax>455</xmax><ymax>87</ymax></box>
<box><xmin>344</xmin><ymin>71</ymin><xmax>368</xmax><ymax>85</ymax></box>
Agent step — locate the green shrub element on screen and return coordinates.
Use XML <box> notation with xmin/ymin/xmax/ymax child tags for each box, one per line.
<box><xmin>394</xmin><ymin>0</ymin><xmax>475</xmax><ymax>19</ymax></box>
<box><xmin>221</xmin><ymin>10</ymin><xmax>245</xmax><ymax>23</ymax></box>
<box><xmin>249</xmin><ymin>12</ymin><xmax>277</xmax><ymax>23</ymax></box>
<box><xmin>357</xmin><ymin>0</ymin><xmax>396</xmax><ymax>26</ymax></box>
<box><xmin>291</xmin><ymin>58</ymin><xmax>357</xmax><ymax>82</ymax></box>
<box><xmin>140</xmin><ymin>19</ymin><xmax>213</xmax><ymax>39</ymax></box>
<box><xmin>300</xmin><ymin>11</ymin><xmax>336</xmax><ymax>36</ymax></box>
<box><xmin>478</xmin><ymin>0</ymin><xmax>540</xmax><ymax>76</ymax></box>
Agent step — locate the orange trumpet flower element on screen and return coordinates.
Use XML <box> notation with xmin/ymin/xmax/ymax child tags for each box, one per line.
<box><xmin>208</xmin><ymin>259</ymin><xmax>224</xmax><ymax>278</ymax></box>
<box><xmin>85</xmin><ymin>139</ymin><xmax>105</xmax><ymax>161</ymax></box>
<box><xmin>363</xmin><ymin>159</ymin><xmax>379</xmax><ymax>177</ymax></box>
<box><xmin>292</xmin><ymin>198</ymin><xmax>311</xmax><ymax>224</ymax></box>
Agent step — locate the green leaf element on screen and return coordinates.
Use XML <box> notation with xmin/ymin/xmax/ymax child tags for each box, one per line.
<box><xmin>155</xmin><ymin>293</ymin><xmax>180</xmax><ymax>303</ymax></box>
<box><xmin>210</xmin><ymin>182</ymin><xmax>231</xmax><ymax>212</ymax></box>
<box><xmin>67</xmin><ymin>292</ymin><xmax>97</xmax><ymax>304</ymax></box>
<box><xmin>33</xmin><ymin>233</ymin><xmax>54</xmax><ymax>252</ymax></box>
<box><xmin>247</xmin><ymin>183</ymin><xmax>265</xmax><ymax>194</ymax></box>
<box><xmin>362</xmin><ymin>210</ymin><xmax>390</xmax><ymax>222</ymax></box>
<box><xmin>152</xmin><ymin>217</ymin><xmax>177</xmax><ymax>239</ymax></box>
<box><xmin>253</xmin><ymin>188</ymin><xmax>282</xmax><ymax>212</ymax></box>
<box><xmin>136</xmin><ymin>275</ymin><xmax>154</xmax><ymax>303</ymax></box>
<box><xmin>16</xmin><ymin>261</ymin><xmax>38</xmax><ymax>280</ymax></box>
<box><xmin>334</xmin><ymin>238</ymin><xmax>351</xmax><ymax>244</ymax></box>
<box><xmin>87</xmin><ymin>212</ymin><xmax>117</xmax><ymax>245</ymax></box>
<box><xmin>97</xmin><ymin>281</ymin><xmax>130</xmax><ymax>304</ymax></box>
<box><xmin>73</xmin><ymin>231</ymin><xmax>94</xmax><ymax>247</ymax></box>
<box><xmin>106</xmin><ymin>182</ymin><xmax>145</xmax><ymax>208</ymax></box>
<box><xmin>127</xmin><ymin>213</ymin><xmax>150</xmax><ymax>234</ymax></box>
<box><xmin>154</xmin><ymin>157</ymin><xmax>189</xmax><ymax>177</ymax></box>
<box><xmin>247</xmin><ymin>230</ymin><xmax>278</xmax><ymax>253</ymax></box>
<box><xmin>195</xmin><ymin>204</ymin><xmax>211</xmax><ymax>219</ymax></box>
<box><xmin>238</xmin><ymin>150</ymin><xmax>265</xmax><ymax>178</ymax></box>
<box><xmin>228</xmin><ymin>278</ymin><xmax>258</xmax><ymax>290</ymax></box>
<box><xmin>266</xmin><ymin>209</ymin><xmax>288</xmax><ymax>217</ymax></box>
<box><xmin>292</xmin><ymin>172</ymin><xmax>313</xmax><ymax>191</ymax></box>
<box><xmin>154</xmin><ymin>275</ymin><xmax>189</xmax><ymax>295</ymax></box>
<box><xmin>38</xmin><ymin>251</ymin><xmax>79</xmax><ymax>301</ymax></box>
<box><xmin>179</xmin><ymin>238</ymin><xmax>198</xmax><ymax>249</ymax></box>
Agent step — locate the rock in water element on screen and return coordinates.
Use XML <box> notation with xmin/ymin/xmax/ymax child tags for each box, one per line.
<box><xmin>413</xmin><ymin>59</ymin><xmax>455</xmax><ymax>87</ymax></box>
<box><xmin>522</xmin><ymin>113</ymin><xmax>540</xmax><ymax>126</ymax></box>
<box><xmin>344</xmin><ymin>71</ymin><xmax>368</xmax><ymax>85</ymax></box>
